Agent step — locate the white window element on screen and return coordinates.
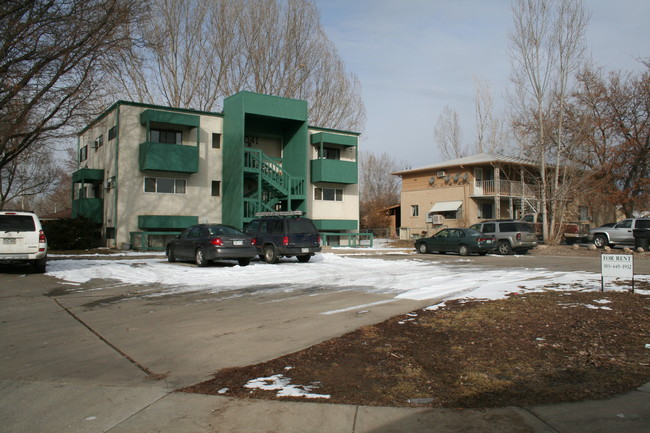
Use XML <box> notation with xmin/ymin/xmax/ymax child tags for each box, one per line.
<box><xmin>144</xmin><ymin>177</ymin><xmax>186</xmax><ymax>194</ymax></box>
<box><xmin>315</xmin><ymin>187</ymin><xmax>343</xmax><ymax>201</ymax></box>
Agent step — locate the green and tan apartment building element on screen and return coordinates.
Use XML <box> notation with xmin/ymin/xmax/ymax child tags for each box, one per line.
<box><xmin>73</xmin><ymin>91</ymin><xmax>360</xmax><ymax>249</ymax></box>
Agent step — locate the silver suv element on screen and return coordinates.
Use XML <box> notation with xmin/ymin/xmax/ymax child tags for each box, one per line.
<box><xmin>0</xmin><ymin>211</ymin><xmax>48</xmax><ymax>272</ymax></box>
<box><xmin>589</xmin><ymin>218</ymin><xmax>650</xmax><ymax>248</ymax></box>
<box><xmin>470</xmin><ymin>220</ymin><xmax>538</xmax><ymax>255</ymax></box>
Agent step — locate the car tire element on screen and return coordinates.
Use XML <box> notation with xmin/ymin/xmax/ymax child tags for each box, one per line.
<box><xmin>33</xmin><ymin>258</ymin><xmax>47</xmax><ymax>273</ymax></box>
<box><xmin>263</xmin><ymin>245</ymin><xmax>278</xmax><ymax>264</ymax></box>
<box><xmin>238</xmin><ymin>258</ymin><xmax>251</xmax><ymax>266</ymax></box>
<box><xmin>297</xmin><ymin>255</ymin><xmax>311</xmax><ymax>263</ymax></box>
<box><xmin>167</xmin><ymin>247</ymin><xmax>176</xmax><ymax>262</ymax></box>
<box><xmin>497</xmin><ymin>240</ymin><xmax>513</xmax><ymax>255</ymax></box>
<box><xmin>593</xmin><ymin>234</ymin><xmax>608</xmax><ymax>248</ymax></box>
<box><xmin>417</xmin><ymin>243</ymin><xmax>429</xmax><ymax>254</ymax></box>
<box><xmin>458</xmin><ymin>244</ymin><xmax>470</xmax><ymax>256</ymax></box>
<box><xmin>195</xmin><ymin>248</ymin><xmax>208</xmax><ymax>267</ymax></box>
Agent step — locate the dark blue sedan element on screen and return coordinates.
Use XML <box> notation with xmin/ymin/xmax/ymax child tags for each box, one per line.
<box><xmin>166</xmin><ymin>224</ymin><xmax>257</xmax><ymax>267</ymax></box>
<box><xmin>414</xmin><ymin>228</ymin><xmax>495</xmax><ymax>256</ymax></box>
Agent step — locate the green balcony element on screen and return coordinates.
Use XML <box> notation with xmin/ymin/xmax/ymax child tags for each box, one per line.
<box><xmin>311</xmin><ymin>159</ymin><xmax>358</xmax><ymax>184</ymax></box>
<box><xmin>138</xmin><ymin>215</ymin><xmax>198</xmax><ymax>230</ymax></box>
<box><xmin>72</xmin><ymin>168</ymin><xmax>104</xmax><ymax>183</ymax></box>
<box><xmin>139</xmin><ymin>142</ymin><xmax>199</xmax><ymax>173</ymax></box>
<box><xmin>72</xmin><ymin>198</ymin><xmax>103</xmax><ymax>224</ymax></box>
<box><xmin>140</xmin><ymin>109</ymin><xmax>200</xmax><ymax>128</ymax></box>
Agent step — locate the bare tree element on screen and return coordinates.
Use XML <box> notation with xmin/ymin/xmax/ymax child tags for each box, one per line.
<box><xmin>109</xmin><ymin>0</ymin><xmax>365</xmax><ymax>132</ymax></box>
<box><xmin>434</xmin><ymin>106</ymin><xmax>467</xmax><ymax>160</ymax></box>
<box><xmin>359</xmin><ymin>151</ymin><xmax>407</xmax><ymax>229</ymax></box>
<box><xmin>0</xmin><ymin>144</ymin><xmax>60</xmax><ymax>211</ymax></box>
<box><xmin>474</xmin><ymin>77</ymin><xmax>509</xmax><ymax>154</ymax></box>
<box><xmin>0</xmin><ymin>0</ymin><xmax>146</xmax><ymax>171</ymax></box>
<box><xmin>548</xmin><ymin>0</ymin><xmax>589</xmax><ymax>229</ymax></box>
<box><xmin>508</xmin><ymin>0</ymin><xmax>589</xmax><ymax>243</ymax></box>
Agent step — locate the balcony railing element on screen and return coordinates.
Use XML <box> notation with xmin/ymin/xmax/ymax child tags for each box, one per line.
<box><xmin>474</xmin><ymin>180</ymin><xmax>538</xmax><ymax>197</ymax></box>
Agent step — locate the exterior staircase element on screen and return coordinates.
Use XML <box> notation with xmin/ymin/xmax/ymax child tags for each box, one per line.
<box><xmin>243</xmin><ymin>149</ymin><xmax>305</xmax><ymax>221</ymax></box>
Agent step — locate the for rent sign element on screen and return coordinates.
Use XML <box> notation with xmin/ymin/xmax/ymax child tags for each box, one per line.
<box><xmin>601</xmin><ymin>254</ymin><xmax>634</xmax><ymax>292</ymax></box>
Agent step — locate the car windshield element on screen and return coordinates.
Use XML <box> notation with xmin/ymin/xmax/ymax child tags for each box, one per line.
<box><xmin>0</xmin><ymin>215</ymin><xmax>35</xmax><ymax>232</ymax></box>
<box><xmin>208</xmin><ymin>225</ymin><xmax>245</xmax><ymax>236</ymax></box>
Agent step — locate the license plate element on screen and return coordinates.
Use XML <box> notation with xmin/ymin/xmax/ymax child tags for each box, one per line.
<box><xmin>3</xmin><ymin>238</ymin><xmax>16</xmax><ymax>245</ymax></box>
<box><xmin>486</xmin><ymin>240</ymin><xmax>493</xmax><ymax>244</ymax></box>
<box><xmin>301</xmin><ymin>248</ymin><xmax>310</xmax><ymax>253</ymax></box>
<box><xmin>233</xmin><ymin>240</ymin><xmax>243</xmax><ymax>246</ymax></box>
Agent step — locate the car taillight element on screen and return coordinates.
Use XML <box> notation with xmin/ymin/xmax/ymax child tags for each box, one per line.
<box><xmin>251</xmin><ymin>238</ymin><xmax>256</xmax><ymax>246</ymax></box>
<box><xmin>318</xmin><ymin>235</ymin><xmax>321</xmax><ymax>245</ymax></box>
<box><xmin>210</xmin><ymin>237</ymin><xmax>223</xmax><ymax>246</ymax></box>
<box><xmin>39</xmin><ymin>230</ymin><xmax>46</xmax><ymax>243</ymax></box>
<box><xmin>478</xmin><ymin>237</ymin><xmax>491</xmax><ymax>242</ymax></box>
<box><xmin>282</xmin><ymin>236</ymin><xmax>289</xmax><ymax>246</ymax></box>
<box><xmin>516</xmin><ymin>233</ymin><xmax>521</xmax><ymax>241</ymax></box>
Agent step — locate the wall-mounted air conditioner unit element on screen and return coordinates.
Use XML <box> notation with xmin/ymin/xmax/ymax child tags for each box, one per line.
<box><xmin>104</xmin><ymin>176</ymin><xmax>115</xmax><ymax>190</ymax></box>
<box><xmin>437</xmin><ymin>170</ymin><xmax>446</xmax><ymax>177</ymax></box>
<box><xmin>430</xmin><ymin>214</ymin><xmax>444</xmax><ymax>225</ymax></box>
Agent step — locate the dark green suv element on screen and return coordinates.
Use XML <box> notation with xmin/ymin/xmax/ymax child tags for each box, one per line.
<box><xmin>245</xmin><ymin>213</ymin><xmax>321</xmax><ymax>263</ymax></box>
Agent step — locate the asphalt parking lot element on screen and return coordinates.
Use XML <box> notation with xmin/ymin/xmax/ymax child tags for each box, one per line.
<box><xmin>1</xmin><ymin>251</ymin><xmax>648</xmax><ymax>432</ymax></box>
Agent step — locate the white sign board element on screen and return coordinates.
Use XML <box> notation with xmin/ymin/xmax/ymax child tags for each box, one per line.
<box><xmin>601</xmin><ymin>254</ymin><xmax>634</xmax><ymax>278</ymax></box>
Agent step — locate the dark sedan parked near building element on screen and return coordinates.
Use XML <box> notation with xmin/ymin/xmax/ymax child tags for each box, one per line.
<box><xmin>415</xmin><ymin>228</ymin><xmax>496</xmax><ymax>256</ymax></box>
<box><xmin>166</xmin><ymin>224</ymin><xmax>257</xmax><ymax>267</ymax></box>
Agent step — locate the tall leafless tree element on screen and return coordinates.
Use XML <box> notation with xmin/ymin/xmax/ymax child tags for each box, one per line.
<box><xmin>109</xmin><ymin>0</ymin><xmax>365</xmax><ymax>132</ymax></box>
<box><xmin>508</xmin><ymin>0</ymin><xmax>589</xmax><ymax>243</ymax></box>
<box><xmin>474</xmin><ymin>77</ymin><xmax>509</xmax><ymax>154</ymax></box>
<box><xmin>0</xmin><ymin>0</ymin><xmax>147</xmax><ymax>171</ymax></box>
<box><xmin>434</xmin><ymin>106</ymin><xmax>467</xmax><ymax>160</ymax></box>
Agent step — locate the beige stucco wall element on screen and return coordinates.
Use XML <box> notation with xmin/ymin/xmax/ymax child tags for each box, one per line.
<box><xmin>116</xmin><ymin>106</ymin><xmax>224</xmax><ymax>246</ymax></box>
<box><xmin>307</xmin><ymin>130</ymin><xmax>359</xmax><ymax>228</ymax></box>
<box><xmin>310</xmin><ymin>183</ymin><xmax>359</xmax><ymax>222</ymax></box>
<box><xmin>79</xmin><ymin>104</ymin><xmax>225</xmax><ymax>247</ymax></box>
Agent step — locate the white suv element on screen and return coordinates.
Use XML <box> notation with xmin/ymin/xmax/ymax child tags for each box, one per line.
<box><xmin>0</xmin><ymin>211</ymin><xmax>48</xmax><ymax>272</ymax></box>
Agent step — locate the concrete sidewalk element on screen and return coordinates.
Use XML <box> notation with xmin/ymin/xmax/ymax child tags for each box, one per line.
<box><xmin>2</xmin><ymin>380</ymin><xmax>648</xmax><ymax>432</ymax></box>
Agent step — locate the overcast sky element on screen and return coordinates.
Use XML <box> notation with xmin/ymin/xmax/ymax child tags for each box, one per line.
<box><xmin>314</xmin><ymin>0</ymin><xmax>650</xmax><ymax>169</ymax></box>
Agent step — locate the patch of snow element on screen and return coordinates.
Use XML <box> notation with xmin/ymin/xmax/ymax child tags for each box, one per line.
<box><xmin>243</xmin><ymin>374</ymin><xmax>330</xmax><ymax>399</ymax></box>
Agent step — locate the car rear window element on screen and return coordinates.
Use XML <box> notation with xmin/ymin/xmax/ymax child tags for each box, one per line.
<box><xmin>288</xmin><ymin>219</ymin><xmax>317</xmax><ymax>234</ymax></box>
<box><xmin>0</xmin><ymin>215</ymin><xmax>35</xmax><ymax>231</ymax></box>
<box><xmin>209</xmin><ymin>225</ymin><xmax>244</xmax><ymax>236</ymax></box>
<box><xmin>499</xmin><ymin>222</ymin><xmax>533</xmax><ymax>232</ymax></box>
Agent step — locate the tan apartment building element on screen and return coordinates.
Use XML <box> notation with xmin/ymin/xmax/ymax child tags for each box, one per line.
<box><xmin>392</xmin><ymin>153</ymin><xmax>614</xmax><ymax>240</ymax></box>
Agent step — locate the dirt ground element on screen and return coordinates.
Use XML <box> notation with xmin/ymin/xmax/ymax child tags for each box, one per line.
<box><xmin>184</xmin><ymin>245</ymin><xmax>650</xmax><ymax>408</ymax></box>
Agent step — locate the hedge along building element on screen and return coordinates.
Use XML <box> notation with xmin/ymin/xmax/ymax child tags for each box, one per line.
<box><xmin>72</xmin><ymin>91</ymin><xmax>360</xmax><ymax>250</ymax></box>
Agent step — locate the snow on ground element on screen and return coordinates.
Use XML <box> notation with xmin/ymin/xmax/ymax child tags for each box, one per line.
<box><xmin>47</xmin><ymin>246</ymin><xmax>649</xmax><ymax>304</ymax></box>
